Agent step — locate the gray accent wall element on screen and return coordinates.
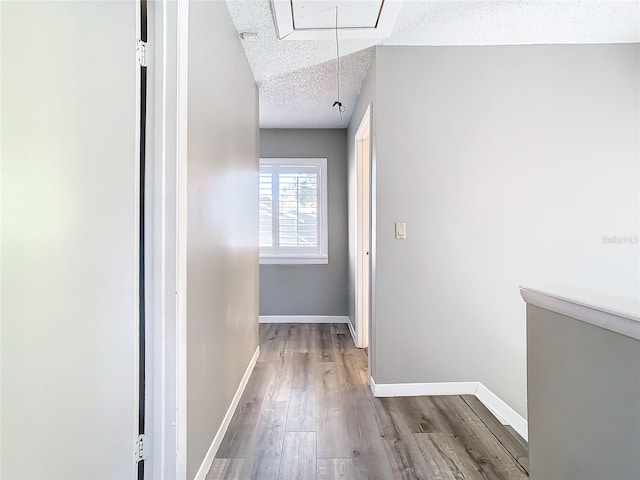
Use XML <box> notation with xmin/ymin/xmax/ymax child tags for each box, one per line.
<box><xmin>260</xmin><ymin>129</ymin><xmax>349</xmax><ymax>316</ymax></box>
<box><xmin>186</xmin><ymin>2</ymin><xmax>259</xmax><ymax>477</ymax></box>
<box><xmin>527</xmin><ymin>305</ymin><xmax>640</xmax><ymax>479</ymax></box>
<box><xmin>348</xmin><ymin>44</ymin><xmax>640</xmax><ymax>418</ymax></box>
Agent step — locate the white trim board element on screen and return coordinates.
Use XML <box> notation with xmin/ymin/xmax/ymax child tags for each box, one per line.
<box><xmin>193</xmin><ymin>347</ymin><xmax>260</xmax><ymax>480</ymax></box>
<box><xmin>347</xmin><ymin>318</ymin><xmax>359</xmax><ymax>348</ymax></box>
<box><xmin>175</xmin><ymin>0</ymin><xmax>190</xmax><ymax>476</ymax></box>
<box><xmin>520</xmin><ymin>285</ymin><xmax>640</xmax><ymax>341</ymax></box>
<box><xmin>475</xmin><ymin>383</ymin><xmax>528</xmax><ymax>441</ymax></box>
<box><xmin>259</xmin><ymin>315</ymin><xmax>349</xmax><ymax>324</ymax></box>
<box><xmin>371</xmin><ymin>379</ymin><xmax>478</xmax><ymax>397</ymax></box>
<box><xmin>370</xmin><ymin>378</ymin><xmax>528</xmax><ymax>441</ymax></box>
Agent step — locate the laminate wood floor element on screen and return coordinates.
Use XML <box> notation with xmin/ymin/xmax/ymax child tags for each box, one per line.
<box><xmin>209</xmin><ymin>323</ymin><xmax>529</xmax><ymax>480</ymax></box>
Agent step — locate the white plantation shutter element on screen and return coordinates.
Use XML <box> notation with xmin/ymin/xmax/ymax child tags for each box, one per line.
<box><xmin>259</xmin><ymin>158</ymin><xmax>328</xmax><ymax>264</ymax></box>
<box><xmin>259</xmin><ymin>169</ymin><xmax>273</xmax><ymax>247</ymax></box>
<box><xmin>278</xmin><ymin>168</ymin><xmax>318</xmax><ymax>247</ymax></box>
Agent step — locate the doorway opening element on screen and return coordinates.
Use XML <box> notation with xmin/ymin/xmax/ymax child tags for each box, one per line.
<box><xmin>354</xmin><ymin>105</ymin><xmax>372</xmax><ymax>354</ymax></box>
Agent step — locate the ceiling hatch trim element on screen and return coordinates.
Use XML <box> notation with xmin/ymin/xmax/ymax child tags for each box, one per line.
<box><xmin>271</xmin><ymin>0</ymin><xmax>404</xmax><ymax>40</ymax></box>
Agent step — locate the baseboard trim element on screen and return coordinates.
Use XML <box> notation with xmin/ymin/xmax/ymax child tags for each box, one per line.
<box><xmin>370</xmin><ymin>377</ymin><xmax>528</xmax><ymax>441</ymax></box>
<box><xmin>475</xmin><ymin>383</ymin><xmax>528</xmax><ymax>441</ymax></box>
<box><xmin>259</xmin><ymin>315</ymin><xmax>349</xmax><ymax>324</ymax></box>
<box><xmin>347</xmin><ymin>318</ymin><xmax>359</xmax><ymax>347</ymax></box>
<box><xmin>193</xmin><ymin>346</ymin><xmax>260</xmax><ymax>480</ymax></box>
<box><xmin>371</xmin><ymin>378</ymin><xmax>478</xmax><ymax>397</ymax></box>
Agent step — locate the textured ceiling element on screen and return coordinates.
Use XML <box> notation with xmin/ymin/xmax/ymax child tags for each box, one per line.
<box><xmin>225</xmin><ymin>0</ymin><xmax>640</xmax><ymax>129</ymax></box>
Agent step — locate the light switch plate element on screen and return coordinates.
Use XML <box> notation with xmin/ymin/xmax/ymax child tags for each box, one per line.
<box><xmin>395</xmin><ymin>222</ymin><xmax>407</xmax><ymax>240</ymax></box>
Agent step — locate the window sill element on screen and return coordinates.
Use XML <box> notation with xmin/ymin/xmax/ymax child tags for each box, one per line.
<box><xmin>260</xmin><ymin>256</ymin><xmax>328</xmax><ymax>265</ymax></box>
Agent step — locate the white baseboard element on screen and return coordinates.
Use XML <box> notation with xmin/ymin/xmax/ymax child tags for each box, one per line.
<box><xmin>475</xmin><ymin>383</ymin><xmax>528</xmax><ymax>441</ymax></box>
<box><xmin>259</xmin><ymin>315</ymin><xmax>349</xmax><ymax>324</ymax></box>
<box><xmin>193</xmin><ymin>346</ymin><xmax>260</xmax><ymax>480</ymax></box>
<box><xmin>370</xmin><ymin>377</ymin><xmax>528</xmax><ymax>441</ymax></box>
<box><xmin>347</xmin><ymin>318</ymin><xmax>359</xmax><ymax>347</ymax></box>
<box><xmin>371</xmin><ymin>378</ymin><xmax>477</xmax><ymax>397</ymax></box>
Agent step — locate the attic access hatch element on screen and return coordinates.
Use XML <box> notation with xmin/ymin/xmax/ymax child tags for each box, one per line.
<box><xmin>271</xmin><ymin>0</ymin><xmax>404</xmax><ymax>40</ymax></box>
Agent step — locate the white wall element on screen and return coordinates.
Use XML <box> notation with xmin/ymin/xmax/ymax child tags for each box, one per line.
<box><xmin>186</xmin><ymin>1</ymin><xmax>259</xmax><ymax>477</ymax></box>
<box><xmin>352</xmin><ymin>44</ymin><xmax>639</xmax><ymax>417</ymax></box>
<box><xmin>1</xmin><ymin>1</ymin><xmax>139</xmax><ymax>477</ymax></box>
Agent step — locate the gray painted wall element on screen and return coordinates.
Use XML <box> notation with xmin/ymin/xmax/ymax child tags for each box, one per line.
<box><xmin>349</xmin><ymin>44</ymin><xmax>639</xmax><ymax>417</ymax></box>
<box><xmin>259</xmin><ymin>129</ymin><xmax>349</xmax><ymax>316</ymax></box>
<box><xmin>186</xmin><ymin>2</ymin><xmax>259</xmax><ymax>477</ymax></box>
<box><xmin>527</xmin><ymin>305</ymin><xmax>640</xmax><ymax>479</ymax></box>
<box><xmin>1</xmin><ymin>2</ymin><xmax>139</xmax><ymax>477</ymax></box>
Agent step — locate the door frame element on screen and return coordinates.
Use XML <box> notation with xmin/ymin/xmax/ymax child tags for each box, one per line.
<box><xmin>354</xmin><ymin>105</ymin><xmax>372</xmax><ymax>351</ymax></box>
<box><xmin>137</xmin><ymin>0</ymin><xmax>149</xmax><ymax>477</ymax></box>
<box><xmin>147</xmin><ymin>0</ymin><xmax>189</xmax><ymax>478</ymax></box>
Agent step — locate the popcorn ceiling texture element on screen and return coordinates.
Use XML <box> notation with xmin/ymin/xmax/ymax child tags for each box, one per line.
<box><xmin>225</xmin><ymin>0</ymin><xmax>378</xmax><ymax>128</ymax></box>
<box><xmin>387</xmin><ymin>1</ymin><xmax>640</xmax><ymax>47</ymax></box>
<box><xmin>225</xmin><ymin>0</ymin><xmax>640</xmax><ymax>129</ymax></box>
<box><xmin>259</xmin><ymin>48</ymin><xmax>375</xmax><ymax>128</ymax></box>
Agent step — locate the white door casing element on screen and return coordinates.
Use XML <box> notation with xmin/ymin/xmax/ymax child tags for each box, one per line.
<box><xmin>355</xmin><ymin>106</ymin><xmax>372</xmax><ymax>350</ymax></box>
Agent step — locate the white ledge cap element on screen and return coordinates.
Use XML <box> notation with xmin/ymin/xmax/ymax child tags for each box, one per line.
<box><xmin>520</xmin><ymin>284</ymin><xmax>640</xmax><ymax>341</ymax></box>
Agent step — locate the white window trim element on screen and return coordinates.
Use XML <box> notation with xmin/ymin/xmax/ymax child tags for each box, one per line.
<box><xmin>260</xmin><ymin>157</ymin><xmax>329</xmax><ymax>265</ymax></box>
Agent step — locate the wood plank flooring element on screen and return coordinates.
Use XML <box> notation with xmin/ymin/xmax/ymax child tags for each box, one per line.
<box><xmin>209</xmin><ymin>323</ymin><xmax>529</xmax><ymax>480</ymax></box>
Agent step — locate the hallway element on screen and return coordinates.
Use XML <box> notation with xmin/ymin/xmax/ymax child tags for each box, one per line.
<box><xmin>208</xmin><ymin>324</ymin><xmax>529</xmax><ymax>479</ymax></box>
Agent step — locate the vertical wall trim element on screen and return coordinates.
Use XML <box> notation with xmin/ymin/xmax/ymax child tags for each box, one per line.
<box><xmin>137</xmin><ymin>3</ymin><xmax>149</xmax><ymax>479</ymax></box>
<box><xmin>176</xmin><ymin>0</ymin><xmax>189</xmax><ymax>477</ymax></box>
<box><xmin>151</xmin><ymin>0</ymin><xmax>181</xmax><ymax>477</ymax></box>
<box><xmin>368</xmin><ymin>100</ymin><xmax>376</xmax><ymax>384</ymax></box>
<box><xmin>354</xmin><ymin>105</ymin><xmax>372</xmax><ymax>351</ymax></box>
<box><xmin>154</xmin><ymin>1</ymin><xmax>167</xmax><ymax>475</ymax></box>
<box><xmin>0</xmin><ymin>0</ymin><xmax>3</xmax><ymax>468</ymax></box>
<box><xmin>133</xmin><ymin>1</ymin><xmax>143</xmax><ymax>477</ymax></box>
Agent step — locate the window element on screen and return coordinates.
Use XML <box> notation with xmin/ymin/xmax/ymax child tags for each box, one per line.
<box><xmin>259</xmin><ymin>158</ymin><xmax>328</xmax><ymax>264</ymax></box>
